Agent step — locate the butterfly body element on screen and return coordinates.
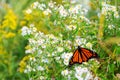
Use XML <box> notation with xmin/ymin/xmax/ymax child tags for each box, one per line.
<box><xmin>69</xmin><ymin>46</ymin><xmax>98</xmax><ymax>66</ymax></box>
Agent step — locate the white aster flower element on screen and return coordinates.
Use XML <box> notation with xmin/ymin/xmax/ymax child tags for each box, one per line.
<box><xmin>41</xmin><ymin>44</ymin><xmax>46</xmax><ymax>49</ymax></box>
<box><xmin>70</xmin><ymin>0</ymin><xmax>78</xmax><ymax>4</ymax></box>
<box><xmin>86</xmin><ymin>42</ymin><xmax>92</xmax><ymax>49</ymax></box>
<box><xmin>32</xmin><ymin>27</ymin><xmax>37</xmax><ymax>32</ymax></box>
<box><xmin>75</xmin><ymin>4</ymin><xmax>82</xmax><ymax>9</ymax></box>
<box><xmin>26</xmin><ymin>65</ymin><xmax>32</xmax><ymax>72</ymax></box>
<box><xmin>75</xmin><ymin>73</ymin><xmax>84</xmax><ymax>80</ymax></box>
<box><xmin>37</xmin><ymin>39</ymin><xmax>44</xmax><ymax>45</ymax></box>
<box><xmin>29</xmin><ymin>39</ymin><xmax>36</xmax><ymax>45</ymax></box>
<box><xmin>48</xmin><ymin>1</ymin><xmax>55</xmax><ymax>8</ymax></box>
<box><xmin>75</xmin><ymin>36</ymin><xmax>86</xmax><ymax>46</ymax></box>
<box><xmin>37</xmin><ymin>50</ymin><xmax>42</xmax><ymax>55</ymax></box>
<box><xmin>30</xmin><ymin>24</ymin><xmax>34</xmax><ymax>27</ymax></box>
<box><xmin>30</xmin><ymin>57</ymin><xmax>36</xmax><ymax>62</ymax></box>
<box><xmin>29</xmin><ymin>24</ymin><xmax>37</xmax><ymax>33</ymax></box>
<box><xmin>69</xmin><ymin>7</ymin><xmax>79</xmax><ymax>14</ymax></box>
<box><xmin>33</xmin><ymin>1</ymin><xmax>39</xmax><ymax>9</ymax></box>
<box><xmin>21</xmin><ymin>26</ymin><xmax>32</xmax><ymax>36</ymax></box>
<box><xmin>108</xmin><ymin>25</ymin><xmax>115</xmax><ymax>29</ymax></box>
<box><xmin>61</xmin><ymin>52</ymin><xmax>73</xmax><ymax>65</ymax></box>
<box><xmin>114</xmin><ymin>12</ymin><xmax>119</xmax><ymax>18</ymax></box>
<box><xmin>42</xmin><ymin>58</ymin><xmax>49</xmax><ymax>63</ymax></box>
<box><xmin>61</xmin><ymin>69</ymin><xmax>69</xmax><ymax>76</ymax></box>
<box><xmin>37</xmin><ymin>66</ymin><xmax>44</xmax><ymax>71</ymax></box>
<box><xmin>63</xmin><ymin>59</ymin><xmax>70</xmax><ymax>65</ymax></box>
<box><xmin>61</xmin><ymin>52</ymin><xmax>73</xmax><ymax>59</ymax></box>
<box><xmin>66</xmin><ymin>25</ymin><xmax>77</xmax><ymax>31</ymax></box>
<box><xmin>59</xmin><ymin>9</ymin><xmax>68</xmax><ymax>17</ymax></box>
<box><xmin>80</xmin><ymin>16</ymin><xmax>91</xmax><ymax>24</ymax></box>
<box><xmin>75</xmin><ymin>66</ymin><xmax>82</xmax><ymax>73</ymax></box>
<box><xmin>57</xmin><ymin>47</ymin><xmax>64</xmax><ymax>52</ymax></box>
<box><xmin>41</xmin><ymin>4</ymin><xmax>46</xmax><ymax>8</ymax></box>
<box><xmin>75</xmin><ymin>67</ymin><xmax>93</xmax><ymax>80</ymax></box>
<box><xmin>43</xmin><ymin>8</ymin><xmax>51</xmax><ymax>15</ymax></box>
<box><xmin>81</xmin><ymin>8</ymin><xmax>88</xmax><ymax>15</ymax></box>
<box><xmin>59</xmin><ymin>5</ymin><xmax>68</xmax><ymax>17</ymax></box>
<box><xmin>38</xmin><ymin>3</ymin><xmax>46</xmax><ymax>10</ymax></box>
<box><xmin>55</xmin><ymin>57</ymin><xmax>60</xmax><ymax>60</ymax></box>
<box><xmin>26</xmin><ymin>9</ymin><xmax>32</xmax><ymax>14</ymax></box>
<box><xmin>24</xmin><ymin>69</ymin><xmax>28</xmax><ymax>73</ymax></box>
<box><xmin>47</xmin><ymin>34</ymin><xmax>55</xmax><ymax>39</ymax></box>
<box><xmin>102</xmin><ymin>2</ymin><xmax>119</xmax><ymax>18</ymax></box>
<box><xmin>32</xmin><ymin>68</ymin><xmax>36</xmax><ymax>72</ymax></box>
<box><xmin>25</xmin><ymin>49</ymin><xmax>32</xmax><ymax>54</ymax></box>
<box><xmin>39</xmin><ymin>76</ymin><xmax>45</xmax><ymax>80</ymax></box>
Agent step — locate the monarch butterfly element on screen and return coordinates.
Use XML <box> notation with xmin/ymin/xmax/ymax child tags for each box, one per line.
<box><xmin>69</xmin><ymin>46</ymin><xmax>98</xmax><ymax>66</ymax></box>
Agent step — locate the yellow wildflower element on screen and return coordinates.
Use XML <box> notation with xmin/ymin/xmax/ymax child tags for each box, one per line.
<box><xmin>18</xmin><ymin>61</ymin><xmax>26</xmax><ymax>73</ymax></box>
<box><xmin>20</xmin><ymin>20</ymin><xmax>26</xmax><ymax>26</ymax></box>
<box><xmin>2</xmin><ymin>9</ymin><xmax>17</xmax><ymax>30</ymax></box>
<box><xmin>18</xmin><ymin>67</ymin><xmax>25</xmax><ymax>73</ymax></box>
<box><xmin>23</xmin><ymin>55</ymin><xmax>31</xmax><ymax>61</ymax></box>
<box><xmin>5</xmin><ymin>32</ymin><xmax>16</xmax><ymax>38</ymax></box>
<box><xmin>18</xmin><ymin>55</ymin><xmax>31</xmax><ymax>73</ymax></box>
<box><xmin>19</xmin><ymin>61</ymin><xmax>26</xmax><ymax>68</ymax></box>
<box><xmin>24</xmin><ymin>13</ymin><xmax>33</xmax><ymax>21</ymax></box>
<box><xmin>25</xmin><ymin>45</ymin><xmax>31</xmax><ymax>50</ymax></box>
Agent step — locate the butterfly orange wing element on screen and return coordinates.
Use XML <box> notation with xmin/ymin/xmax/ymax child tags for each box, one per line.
<box><xmin>80</xmin><ymin>48</ymin><xmax>98</xmax><ymax>62</ymax></box>
<box><xmin>69</xmin><ymin>50</ymin><xmax>82</xmax><ymax>65</ymax></box>
<box><xmin>69</xmin><ymin>46</ymin><xmax>98</xmax><ymax>66</ymax></box>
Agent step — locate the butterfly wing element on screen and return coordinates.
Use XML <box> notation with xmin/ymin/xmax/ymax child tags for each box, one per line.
<box><xmin>69</xmin><ymin>46</ymin><xmax>98</xmax><ymax>65</ymax></box>
<box><xmin>80</xmin><ymin>48</ymin><xmax>98</xmax><ymax>62</ymax></box>
<box><xmin>81</xmin><ymin>48</ymin><xmax>98</xmax><ymax>58</ymax></box>
<box><xmin>69</xmin><ymin>49</ymin><xmax>82</xmax><ymax>65</ymax></box>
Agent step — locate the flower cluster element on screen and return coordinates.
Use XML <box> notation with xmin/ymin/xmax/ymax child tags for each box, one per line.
<box><xmin>1</xmin><ymin>9</ymin><xmax>17</xmax><ymax>39</ymax></box>
<box><xmin>0</xmin><ymin>9</ymin><xmax>18</xmax><ymax>67</ymax></box>
<box><xmin>21</xmin><ymin>24</ymin><xmax>99</xmax><ymax>79</ymax></box>
<box><xmin>21</xmin><ymin>24</ymin><xmax>37</xmax><ymax>36</ymax></box>
<box><xmin>24</xmin><ymin>1</ymin><xmax>90</xmax><ymax>23</ymax></box>
<box><xmin>20</xmin><ymin>0</ymin><xmax>120</xmax><ymax>80</ymax></box>
<box><xmin>101</xmin><ymin>2</ymin><xmax>119</xmax><ymax>18</ymax></box>
<box><xmin>75</xmin><ymin>66</ymin><xmax>93</xmax><ymax>80</ymax></box>
<box><xmin>61</xmin><ymin>65</ymin><xmax>100</xmax><ymax>80</ymax></box>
